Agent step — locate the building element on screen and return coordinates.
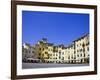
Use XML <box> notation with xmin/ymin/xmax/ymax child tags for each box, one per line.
<box><xmin>22</xmin><ymin>34</ymin><xmax>89</xmax><ymax>64</ymax></box>
<box><xmin>35</xmin><ymin>38</ymin><xmax>50</xmax><ymax>62</ymax></box>
<box><xmin>22</xmin><ymin>43</ymin><xmax>37</xmax><ymax>62</ymax></box>
<box><xmin>64</xmin><ymin>43</ymin><xmax>75</xmax><ymax>63</ymax></box>
<box><xmin>74</xmin><ymin>34</ymin><xmax>89</xmax><ymax>63</ymax></box>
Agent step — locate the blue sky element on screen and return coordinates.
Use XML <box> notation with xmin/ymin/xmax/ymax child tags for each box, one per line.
<box><xmin>22</xmin><ymin>11</ymin><xmax>89</xmax><ymax>45</ymax></box>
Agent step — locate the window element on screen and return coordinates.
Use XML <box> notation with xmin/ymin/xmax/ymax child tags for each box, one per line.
<box><xmin>62</xmin><ymin>52</ymin><xmax>64</xmax><ymax>55</ymax></box>
<box><xmin>82</xmin><ymin>43</ymin><xmax>85</xmax><ymax>47</ymax></box>
<box><xmin>74</xmin><ymin>51</ymin><xmax>76</xmax><ymax>54</ymax></box>
<box><xmin>39</xmin><ymin>53</ymin><xmax>41</xmax><ymax>56</ymax></box>
<box><xmin>87</xmin><ymin>42</ymin><xmax>89</xmax><ymax>45</ymax></box>
<box><xmin>87</xmin><ymin>47</ymin><xmax>89</xmax><ymax>51</ymax></box>
<box><xmin>45</xmin><ymin>52</ymin><xmax>48</xmax><ymax>54</ymax></box>
<box><xmin>43</xmin><ymin>48</ymin><xmax>44</xmax><ymax>51</ymax></box>
<box><xmin>71</xmin><ymin>56</ymin><xmax>73</xmax><ymax>59</ymax></box>
<box><xmin>22</xmin><ymin>49</ymin><xmax>24</xmax><ymax>52</ymax></box>
<box><xmin>68</xmin><ymin>56</ymin><xmax>70</xmax><ymax>59</ymax></box>
<box><xmin>77</xmin><ymin>50</ymin><xmax>79</xmax><ymax>52</ymax></box>
<box><xmin>83</xmin><ymin>48</ymin><xmax>85</xmax><ymax>52</ymax></box>
<box><xmin>80</xmin><ymin>49</ymin><xmax>82</xmax><ymax>52</ymax></box>
<box><xmin>62</xmin><ymin>57</ymin><xmax>64</xmax><ymax>60</ymax></box>
<box><xmin>84</xmin><ymin>54</ymin><xmax>85</xmax><ymax>57</ymax></box>
<box><xmin>59</xmin><ymin>51</ymin><xmax>61</xmax><ymax>55</ymax></box>
<box><xmin>74</xmin><ymin>56</ymin><xmax>76</xmax><ymax>59</ymax></box>
<box><xmin>49</xmin><ymin>49</ymin><xmax>50</xmax><ymax>51</ymax></box>
<box><xmin>80</xmin><ymin>54</ymin><xmax>82</xmax><ymax>57</ymax></box>
<box><xmin>46</xmin><ymin>47</ymin><xmax>48</xmax><ymax>49</ymax></box>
